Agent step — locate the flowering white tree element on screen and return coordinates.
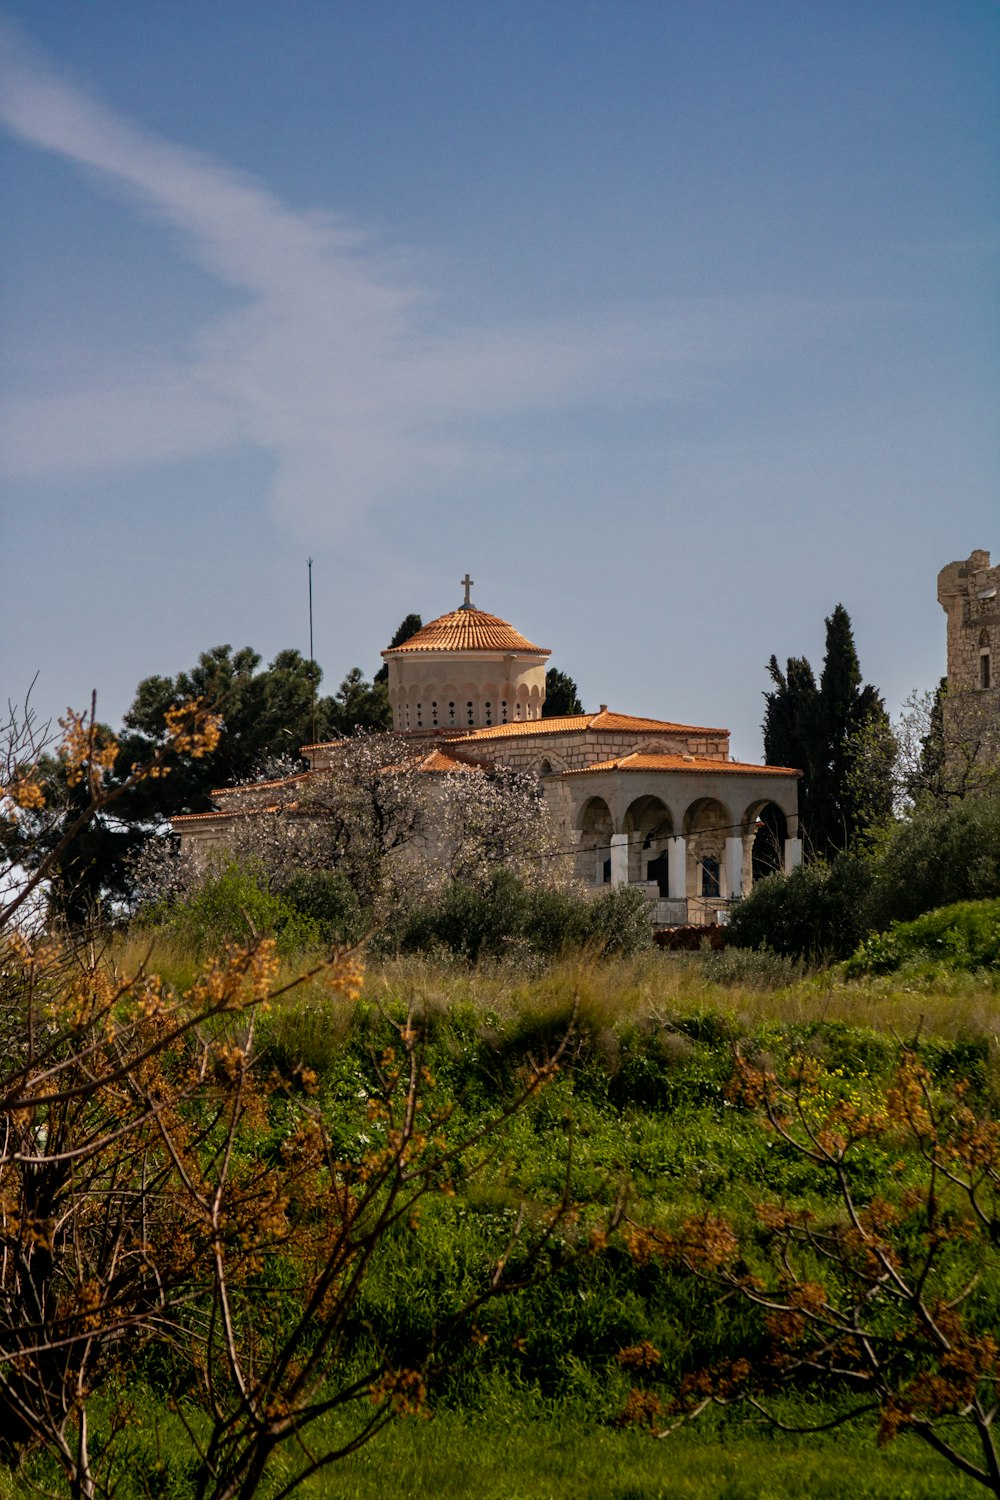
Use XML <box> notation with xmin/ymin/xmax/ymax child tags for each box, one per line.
<box><xmin>434</xmin><ymin>765</ymin><xmax>563</xmax><ymax>892</ymax></box>
<box><xmin>134</xmin><ymin>735</ymin><xmax>566</xmax><ymax>923</ymax></box>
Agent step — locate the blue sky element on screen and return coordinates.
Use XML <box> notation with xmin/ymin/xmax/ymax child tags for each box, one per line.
<box><xmin>1</xmin><ymin>2</ymin><xmax>997</xmax><ymax>759</ymax></box>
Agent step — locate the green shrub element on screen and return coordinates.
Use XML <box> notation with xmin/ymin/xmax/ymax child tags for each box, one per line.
<box><xmin>167</xmin><ymin>858</ymin><xmax>322</xmax><ymax>956</ymax></box>
<box><xmin>583</xmin><ymin>884</ymin><xmax>653</xmax><ymax>956</ymax></box>
<box><xmin>866</xmin><ymin>797</ymin><xmax>1000</xmax><ymax>930</ymax></box>
<box><xmin>391</xmin><ymin>873</ymin><xmax>650</xmax><ymax>964</ymax></box>
<box><xmin>699</xmin><ymin>946</ymin><xmax>803</xmax><ymax>990</ymax></box>
<box><xmin>844</xmin><ymin>897</ymin><xmax>1000</xmax><ymax>978</ymax></box>
<box><xmin>726</xmin><ymin>854</ymin><xmax>873</xmax><ymax>962</ymax></box>
<box><xmin>281</xmin><ymin>867</ymin><xmax>365</xmax><ymax>946</ymax></box>
<box><xmin>394</xmin><ymin>870</ymin><xmax>530</xmax><ymax>963</ymax></box>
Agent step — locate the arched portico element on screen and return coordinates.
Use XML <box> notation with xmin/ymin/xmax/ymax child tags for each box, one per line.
<box><xmin>560</xmin><ymin>759</ymin><xmax>801</xmax><ymax>924</ymax></box>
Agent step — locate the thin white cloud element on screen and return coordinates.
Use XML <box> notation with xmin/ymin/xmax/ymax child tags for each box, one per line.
<box><xmin>0</xmin><ymin>20</ymin><xmax>852</xmax><ymax>536</ymax></box>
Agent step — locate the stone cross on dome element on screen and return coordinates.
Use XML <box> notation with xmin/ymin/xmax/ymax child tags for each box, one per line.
<box><xmin>460</xmin><ymin>572</ymin><xmax>475</xmax><ymax>610</ymax></box>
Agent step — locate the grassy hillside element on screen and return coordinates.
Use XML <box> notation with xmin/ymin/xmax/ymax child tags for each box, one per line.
<box><xmin>4</xmin><ymin>940</ymin><xmax>999</xmax><ymax>1499</ymax></box>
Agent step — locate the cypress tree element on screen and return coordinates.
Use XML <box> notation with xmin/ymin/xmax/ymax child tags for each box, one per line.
<box><xmin>763</xmin><ymin>606</ymin><xmax>891</xmax><ymax>859</ymax></box>
<box><xmin>763</xmin><ymin>655</ymin><xmax>820</xmax><ymax>841</ymax></box>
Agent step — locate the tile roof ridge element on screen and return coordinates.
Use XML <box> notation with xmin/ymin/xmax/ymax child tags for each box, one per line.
<box><xmin>214</xmin><ymin>769</ymin><xmax>317</xmax><ymax>797</ymax></box>
<box><xmin>565</xmin><ymin>754</ymin><xmax>801</xmax><ymax>777</ymax></box>
<box><xmin>382</xmin><ymin>604</ymin><xmax>549</xmax><ymax>656</ymax></box>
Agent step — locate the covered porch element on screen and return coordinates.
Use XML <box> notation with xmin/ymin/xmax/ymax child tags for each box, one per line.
<box><xmin>565</xmin><ymin>759</ymin><xmax>801</xmax><ymax>927</ymax></box>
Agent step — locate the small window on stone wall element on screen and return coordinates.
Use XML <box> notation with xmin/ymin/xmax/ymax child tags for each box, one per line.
<box><xmin>432</xmin><ymin>701</ymin><xmax>438</xmax><ymax>726</ymax></box>
<box><xmin>416</xmin><ymin>703</ymin><xmax>423</xmax><ymax>727</ymax></box>
<box><xmin>701</xmin><ymin>857</ymin><xmax>720</xmax><ymax>899</ymax></box>
<box><xmin>485</xmin><ymin>701</ymin><xmax>492</xmax><ymax>725</ymax></box>
<box><xmin>467</xmin><ymin>701</ymin><xmax>474</xmax><ymax>726</ymax></box>
<box><xmin>449</xmin><ymin>701</ymin><xmax>456</xmax><ymax>724</ymax></box>
<box><xmin>501</xmin><ymin>700</ymin><xmax>508</xmax><ymax>723</ymax></box>
<box><xmin>982</xmin><ymin>653</ymin><xmax>992</xmax><ymax>691</ymax></box>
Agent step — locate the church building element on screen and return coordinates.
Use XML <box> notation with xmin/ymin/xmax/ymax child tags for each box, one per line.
<box><xmin>175</xmin><ymin>577</ymin><xmax>802</xmax><ymax>927</ymax></box>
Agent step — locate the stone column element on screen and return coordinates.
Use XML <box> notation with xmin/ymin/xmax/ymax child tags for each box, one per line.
<box><xmin>667</xmin><ymin>836</ymin><xmax>686</xmax><ymax>899</ymax></box>
<box><xmin>610</xmin><ymin>833</ymin><xmax>629</xmax><ymax>887</ymax></box>
<box><xmin>784</xmin><ymin>837</ymin><xmax>803</xmax><ymax>873</ymax></box>
<box><xmin>724</xmin><ymin>837</ymin><xmax>744</xmax><ymax>900</ymax></box>
<box><xmin>742</xmin><ymin>833</ymin><xmax>755</xmax><ymax>893</ymax></box>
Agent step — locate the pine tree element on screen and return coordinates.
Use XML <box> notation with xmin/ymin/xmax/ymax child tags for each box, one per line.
<box><xmin>542</xmin><ymin>668</ymin><xmax>583</xmax><ymax>718</ymax></box>
<box><xmin>373</xmin><ymin>614</ymin><xmax>423</xmax><ymax>684</ymax></box>
<box><xmin>11</xmin><ymin>647</ymin><xmax>343</xmax><ymax>921</ymax></box>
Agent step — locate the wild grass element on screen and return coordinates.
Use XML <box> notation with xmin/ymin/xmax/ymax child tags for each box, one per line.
<box><xmin>1</xmin><ymin>1394</ymin><xmax>979</xmax><ymax>1500</ymax></box>
<box><xmin>105</xmin><ymin>934</ymin><xmax>1000</xmax><ymax>1091</ymax></box>
<box><xmin>56</xmin><ymin>934</ymin><xmax>996</xmax><ymax>1500</ymax></box>
<box><xmin>366</xmin><ymin>948</ymin><xmax>1000</xmax><ymax>1048</ymax></box>
<box><xmin>306</xmin><ymin>1402</ymin><xmax>982</xmax><ymax>1500</ymax></box>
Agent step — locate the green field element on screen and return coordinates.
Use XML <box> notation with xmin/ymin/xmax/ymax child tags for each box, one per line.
<box><xmin>4</xmin><ymin>944</ymin><xmax>999</xmax><ymax>1499</ymax></box>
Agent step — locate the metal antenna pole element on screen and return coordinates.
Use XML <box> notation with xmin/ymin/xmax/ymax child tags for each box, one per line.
<box><xmin>308</xmin><ymin>557</ymin><xmax>317</xmax><ymax>746</ymax></box>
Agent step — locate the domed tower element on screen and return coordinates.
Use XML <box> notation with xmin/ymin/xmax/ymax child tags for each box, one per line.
<box><xmin>381</xmin><ymin>575</ymin><xmax>550</xmax><ymax>733</ymax></box>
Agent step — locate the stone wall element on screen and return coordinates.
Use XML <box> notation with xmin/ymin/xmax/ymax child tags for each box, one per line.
<box><xmin>458</xmin><ymin>727</ymin><xmax>730</xmax><ymax>773</ymax></box>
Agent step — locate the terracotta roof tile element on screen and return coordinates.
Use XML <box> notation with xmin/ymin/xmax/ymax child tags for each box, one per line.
<box><xmin>172</xmin><ymin>806</ymin><xmax>290</xmax><ymax>824</ymax></box>
<box><xmin>214</xmin><ymin>770</ymin><xmax>318</xmax><ymax>798</ymax></box>
<box><xmin>382</xmin><ymin>607</ymin><xmax>549</xmax><ymax>656</ymax></box>
<box><xmin>413</xmin><ymin>748</ymin><xmax>485</xmax><ymax>774</ymax></box>
<box><xmin>451</xmin><ymin>709</ymin><xmax>729</xmax><ymax>742</ymax></box>
<box><xmin>565</xmin><ymin>753</ymin><xmax>801</xmax><ymax>777</ymax></box>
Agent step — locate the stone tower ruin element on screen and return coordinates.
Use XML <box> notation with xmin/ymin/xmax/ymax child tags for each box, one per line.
<box><xmin>936</xmin><ymin>549</ymin><xmax>1000</xmax><ymax>789</ymax></box>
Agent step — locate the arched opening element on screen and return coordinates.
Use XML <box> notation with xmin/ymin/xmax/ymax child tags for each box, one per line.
<box><xmin>683</xmin><ymin>797</ymin><xmax>731</xmax><ymax>904</ymax></box>
<box><xmin>578</xmin><ymin>796</ymin><xmax>613</xmax><ymax>885</ymax></box>
<box><xmin>624</xmin><ymin>795</ymin><xmax>673</xmax><ymax>890</ymax></box>
<box><xmin>749</xmin><ymin>802</ymin><xmax>788</xmax><ymax>883</ymax></box>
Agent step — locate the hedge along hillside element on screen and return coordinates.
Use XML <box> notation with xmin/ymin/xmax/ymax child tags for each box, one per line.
<box><xmin>843</xmin><ymin>897</ymin><xmax>1000</xmax><ymax>978</ymax></box>
<box><xmin>727</xmin><ymin>798</ymin><xmax>1000</xmax><ymax>964</ymax></box>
